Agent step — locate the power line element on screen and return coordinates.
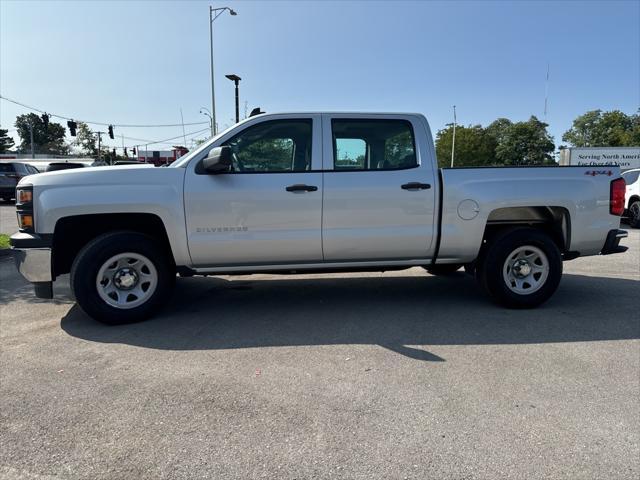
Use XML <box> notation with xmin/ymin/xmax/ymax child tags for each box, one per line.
<box><xmin>126</xmin><ymin>127</ymin><xmax>211</xmax><ymax>147</ymax></box>
<box><xmin>0</xmin><ymin>94</ymin><xmax>209</xmax><ymax>128</ymax></box>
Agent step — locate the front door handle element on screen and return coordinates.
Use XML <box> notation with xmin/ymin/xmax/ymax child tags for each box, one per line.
<box><xmin>286</xmin><ymin>184</ymin><xmax>318</xmax><ymax>192</ymax></box>
<box><xmin>401</xmin><ymin>182</ymin><xmax>431</xmax><ymax>190</ymax></box>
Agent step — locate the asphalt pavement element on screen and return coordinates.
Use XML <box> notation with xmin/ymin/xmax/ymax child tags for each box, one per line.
<box><xmin>0</xmin><ymin>228</ymin><xmax>639</xmax><ymax>479</ymax></box>
<box><xmin>0</xmin><ymin>203</ymin><xmax>17</xmax><ymax>236</ymax></box>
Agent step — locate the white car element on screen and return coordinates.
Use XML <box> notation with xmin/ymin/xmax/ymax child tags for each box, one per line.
<box><xmin>622</xmin><ymin>168</ymin><xmax>640</xmax><ymax>228</ymax></box>
<box><xmin>10</xmin><ymin>112</ymin><xmax>629</xmax><ymax>324</ymax></box>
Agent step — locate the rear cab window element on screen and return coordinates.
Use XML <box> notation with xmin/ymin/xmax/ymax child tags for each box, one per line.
<box><xmin>331</xmin><ymin>119</ymin><xmax>417</xmax><ymax>171</ymax></box>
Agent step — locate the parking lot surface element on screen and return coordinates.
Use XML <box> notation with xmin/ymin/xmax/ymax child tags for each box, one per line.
<box><xmin>0</xmin><ymin>204</ymin><xmax>17</xmax><ymax>236</ymax></box>
<box><xmin>1</xmin><ymin>229</ymin><xmax>639</xmax><ymax>479</ymax></box>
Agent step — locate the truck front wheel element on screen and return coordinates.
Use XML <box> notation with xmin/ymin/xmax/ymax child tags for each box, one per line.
<box><xmin>479</xmin><ymin>228</ymin><xmax>562</xmax><ymax>308</ymax></box>
<box><xmin>70</xmin><ymin>232</ymin><xmax>175</xmax><ymax>324</ymax></box>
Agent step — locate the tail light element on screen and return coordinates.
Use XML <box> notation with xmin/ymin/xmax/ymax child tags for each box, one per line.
<box><xmin>610</xmin><ymin>177</ymin><xmax>626</xmax><ymax>216</ymax></box>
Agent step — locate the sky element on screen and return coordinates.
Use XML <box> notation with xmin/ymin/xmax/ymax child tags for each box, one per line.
<box><xmin>1</xmin><ymin>0</ymin><xmax>638</xmax><ymax>154</ymax></box>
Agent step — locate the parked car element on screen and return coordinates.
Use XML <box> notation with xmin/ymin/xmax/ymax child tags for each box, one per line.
<box><xmin>45</xmin><ymin>162</ymin><xmax>86</xmax><ymax>172</ymax></box>
<box><xmin>114</xmin><ymin>160</ymin><xmax>145</xmax><ymax>166</ymax></box>
<box><xmin>622</xmin><ymin>168</ymin><xmax>640</xmax><ymax>228</ymax></box>
<box><xmin>0</xmin><ymin>162</ymin><xmax>39</xmax><ymax>202</ymax></box>
<box><xmin>10</xmin><ymin>112</ymin><xmax>628</xmax><ymax>324</ymax></box>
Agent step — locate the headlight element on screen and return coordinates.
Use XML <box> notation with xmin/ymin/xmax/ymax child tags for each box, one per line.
<box><xmin>16</xmin><ymin>188</ymin><xmax>33</xmax><ymax>205</ymax></box>
<box><xmin>15</xmin><ymin>185</ymin><xmax>34</xmax><ymax>232</ymax></box>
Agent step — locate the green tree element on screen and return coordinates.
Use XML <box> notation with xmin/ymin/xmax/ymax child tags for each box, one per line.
<box><xmin>0</xmin><ymin>127</ymin><xmax>15</xmax><ymax>153</ymax></box>
<box><xmin>562</xmin><ymin>109</ymin><xmax>640</xmax><ymax>147</ymax></box>
<box><xmin>486</xmin><ymin>118</ymin><xmax>513</xmax><ymax>146</ymax></box>
<box><xmin>15</xmin><ymin>113</ymin><xmax>69</xmax><ymax>155</ymax></box>
<box><xmin>435</xmin><ymin>124</ymin><xmax>498</xmax><ymax>167</ymax></box>
<box><xmin>72</xmin><ymin>122</ymin><xmax>98</xmax><ymax>156</ymax></box>
<box><xmin>495</xmin><ymin>116</ymin><xmax>555</xmax><ymax>165</ymax></box>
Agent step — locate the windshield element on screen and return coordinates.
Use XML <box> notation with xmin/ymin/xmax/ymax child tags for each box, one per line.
<box><xmin>170</xmin><ymin>124</ymin><xmax>237</xmax><ymax>168</ymax></box>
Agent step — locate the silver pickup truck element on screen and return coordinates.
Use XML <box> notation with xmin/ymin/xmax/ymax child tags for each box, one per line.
<box><xmin>10</xmin><ymin>112</ymin><xmax>628</xmax><ymax>324</ymax></box>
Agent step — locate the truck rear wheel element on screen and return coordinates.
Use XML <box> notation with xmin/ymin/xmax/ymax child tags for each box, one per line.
<box><xmin>70</xmin><ymin>231</ymin><xmax>175</xmax><ymax>324</ymax></box>
<box><xmin>479</xmin><ymin>228</ymin><xmax>562</xmax><ymax>308</ymax></box>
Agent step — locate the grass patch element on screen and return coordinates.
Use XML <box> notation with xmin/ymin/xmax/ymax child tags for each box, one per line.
<box><xmin>0</xmin><ymin>234</ymin><xmax>10</xmax><ymax>249</ymax></box>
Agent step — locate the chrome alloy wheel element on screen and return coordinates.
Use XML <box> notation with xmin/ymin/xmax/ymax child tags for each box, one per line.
<box><xmin>502</xmin><ymin>245</ymin><xmax>549</xmax><ymax>295</ymax></box>
<box><xmin>96</xmin><ymin>253</ymin><xmax>158</xmax><ymax>309</ymax></box>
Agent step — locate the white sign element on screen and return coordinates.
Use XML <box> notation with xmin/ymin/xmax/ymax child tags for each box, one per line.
<box><xmin>565</xmin><ymin>147</ymin><xmax>640</xmax><ymax>171</ymax></box>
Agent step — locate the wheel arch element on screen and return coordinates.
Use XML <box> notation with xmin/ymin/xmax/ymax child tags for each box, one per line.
<box><xmin>52</xmin><ymin>213</ymin><xmax>175</xmax><ymax>278</ymax></box>
<box><xmin>483</xmin><ymin>206</ymin><xmax>571</xmax><ymax>253</ymax></box>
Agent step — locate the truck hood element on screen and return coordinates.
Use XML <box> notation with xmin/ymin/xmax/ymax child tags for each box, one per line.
<box><xmin>19</xmin><ymin>164</ymin><xmax>182</xmax><ymax>189</ymax></box>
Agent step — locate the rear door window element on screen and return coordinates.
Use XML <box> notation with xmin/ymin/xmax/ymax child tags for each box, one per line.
<box><xmin>0</xmin><ymin>163</ymin><xmax>16</xmax><ymax>173</ymax></box>
<box><xmin>332</xmin><ymin>119</ymin><xmax>417</xmax><ymax>170</ymax></box>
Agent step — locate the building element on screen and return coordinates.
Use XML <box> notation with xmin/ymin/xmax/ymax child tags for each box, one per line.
<box><xmin>137</xmin><ymin>146</ymin><xmax>189</xmax><ymax>166</ymax></box>
<box><xmin>559</xmin><ymin>147</ymin><xmax>640</xmax><ymax>172</ymax></box>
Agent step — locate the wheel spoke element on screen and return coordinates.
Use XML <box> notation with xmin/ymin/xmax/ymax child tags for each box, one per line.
<box><xmin>103</xmin><ymin>282</ymin><xmax>117</xmax><ymax>296</ymax></box>
<box><xmin>531</xmin><ymin>264</ymin><xmax>546</xmax><ymax>274</ymax></box>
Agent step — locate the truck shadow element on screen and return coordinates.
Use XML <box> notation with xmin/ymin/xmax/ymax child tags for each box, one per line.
<box><xmin>59</xmin><ymin>272</ymin><xmax>640</xmax><ymax>362</ymax></box>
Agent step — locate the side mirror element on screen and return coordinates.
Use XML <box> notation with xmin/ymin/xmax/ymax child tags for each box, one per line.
<box><xmin>202</xmin><ymin>146</ymin><xmax>232</xmax><ymax>173</ymax></box>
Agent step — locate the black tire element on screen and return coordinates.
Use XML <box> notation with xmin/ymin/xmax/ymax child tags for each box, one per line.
<box><xmin>425</xmin><ymin>264</ymin><xmax>462</xmax><ymax>275</ymax></box>
<box><xmin>479</xmin><ymin>228</ymin><xmax>562</xmax><ymax>309</ymax></box>
<box><xmin>629</xmin><ymin>200</ymin><xmax>640</xmax><ymax>228</ymax></box>
<box><xmin>70</xmin><ymin>231</ymin><xmax>175</xmax><ymax>324</ymax></box>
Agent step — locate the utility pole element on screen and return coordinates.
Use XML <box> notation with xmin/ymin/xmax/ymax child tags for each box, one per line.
<box><xmin>180</xmin><ymin>108</ymin><xmax>187</xmax><ymax>147</ymax></box>
<box><xmin>450</xmin><ymin>105</ymin><xmax>457</xmax><ymax>168</ymax></box>
<box><xmin>97</xmin><ymin>131</ymin><xmax>102</xmax><ymax>164</ymax></box>
<box><xmin>544</xmin><ymin>63</ymin><xmax>550</xmax><ymax>123</ymax></box>
<box><xmin>28</xmin><ymin>122</ymin><xmax>35</xmax><ymax>159</ymax></box>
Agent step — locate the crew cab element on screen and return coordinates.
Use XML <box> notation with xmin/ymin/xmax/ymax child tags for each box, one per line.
<box><xmin>10</xmin><ymin>112</ymin><xmax>629</xmax><ymax>324</ymax></box>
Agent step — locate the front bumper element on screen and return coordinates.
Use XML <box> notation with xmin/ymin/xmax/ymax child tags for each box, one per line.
<box><xmin>601</xmin><ymin>229</ymin><xmax>628</xmax><ymax>255</ymax></box>
<box><xmin>12</xmin><ymin>247</ymin><xmax>52</xmax><ymax>282</ymax></box>
<box><xmin>10</xmin><ymin>232</ymin><xmax>54</xmax><ymax>298</ymax></box>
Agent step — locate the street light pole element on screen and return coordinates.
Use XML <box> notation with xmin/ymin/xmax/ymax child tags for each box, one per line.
<box><xmin>200</xmin><ymin>107</ymin><xmax>213</xmax><ymax>132</ymax></box>
<box><xmin>209</xmin><ymin>5</ymin><xmax>237</xmax><ymax>136</ymax></box>
<box><xmin>225</xmin><ymin>74</ymin><xmax>241</xmax><ymax>124</ymax></box>
<box><xmin>450</xmin><ymin>105</ymin><xmax>457</xmax><ymax>168</ymax></box>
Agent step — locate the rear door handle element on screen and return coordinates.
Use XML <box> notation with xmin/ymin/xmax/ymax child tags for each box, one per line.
<box><xmin>401</xmin><ymin>182</ymin><xmax>431</xmax><ymax>190</ymax></box>
<box><xmin>286</xmin><ymin>184</ymin><xmax>318</xmax><ymax>192</ymax></box>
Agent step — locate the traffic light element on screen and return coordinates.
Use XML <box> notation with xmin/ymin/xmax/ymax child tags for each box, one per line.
<box><xmin>112</xmin><ymin>148</ymin><xmax>116</xmax><ymax>157</ymax></box>
<box><xmin>108</xmin><ymin>125</ymin><xmax>114</xmax><ymax>139</ymax></box>
<box><xmin>132</xmin><ymin>147</ymin><xmax>137</xmax><ymax>156</ymax></box>
<box><xmin>124</xmin><ymin>147</ymin><xmax>128</xmax><ymax>157</ymax></box>
<box><xmin>41</xmin><ymin>113</ymin><xmax>49</xmax><ymax>129</ymax></box>
<box><xmin>67</xmin><ymin>120</ymin><xmax>77</xmax><ymax>136</ymax></box>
